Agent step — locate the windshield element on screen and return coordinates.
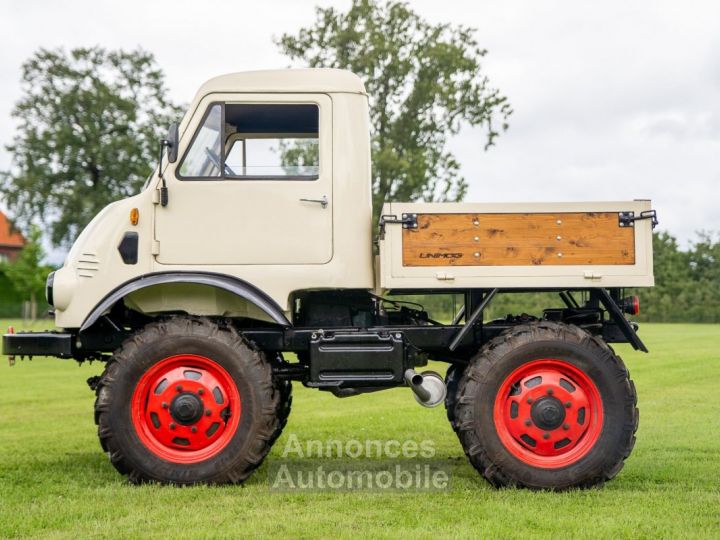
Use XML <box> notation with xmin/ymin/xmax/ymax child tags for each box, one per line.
<box><xmin>178</xmin><ymin>104</ymin><xmax>222</xmax><ymax>177</ymax></box>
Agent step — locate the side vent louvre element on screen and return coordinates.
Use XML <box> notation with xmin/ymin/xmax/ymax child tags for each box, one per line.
<box><xmin>77</xmin><ymin>252</ymin><xmax>100</xmax><ymax>278</ymax></box>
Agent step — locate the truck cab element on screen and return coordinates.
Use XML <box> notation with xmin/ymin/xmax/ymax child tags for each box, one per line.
<box><xmin>50</xmin><ymin>69</ymin><xmax>374</xmax><ymax>330</ymax></box>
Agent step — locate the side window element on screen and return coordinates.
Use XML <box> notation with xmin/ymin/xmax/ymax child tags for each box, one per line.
<box><xmin>178</xmin><ymin>104</ymin><xmax>222</xmax><ymax>177</ymax></box>
<box><xmin>226</xmin><ymin>137</ymin><xmax>318</xmax><ymax>177</ymax></box>
<box><xmin>178</xmin><ymin>103</ymin><xmax>319</xmax><ymax>180</ymax></box>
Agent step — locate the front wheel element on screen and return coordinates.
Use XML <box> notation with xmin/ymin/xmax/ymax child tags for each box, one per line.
<box><xmin>94</xmin><ymin>317</ymin><xmax>280</xmax><ymax>484</ymax></box>
<box><xmin>454</xmin><ymin>321</ymin><xmax>638</xmax><ymax>490</ymax></box>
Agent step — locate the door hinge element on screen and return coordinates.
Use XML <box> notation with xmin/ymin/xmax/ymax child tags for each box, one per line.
<box><xmin>435</xmin><ymin>272</ymin><xmax>455</xmax><ymax>281</ymax></box>
<box><xmin>151</xmin><ymin>189</ymin><xmax>160</xmax><ymax>204</ymax></box>
<box><xmin>151</xmin><ymin>240</ymin><xmax>160</xmax><ymax>255</ymax></box>
<box><xmin>584</xmin><ymin>271</ymin><xmax>603</xmax><ymax>280</ymax></box>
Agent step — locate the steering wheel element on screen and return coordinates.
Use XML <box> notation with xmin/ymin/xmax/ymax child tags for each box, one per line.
<box><xmin>204</xmin><ymin>147</ymin><xmax>236</xmax><ymax>176</ymax></box>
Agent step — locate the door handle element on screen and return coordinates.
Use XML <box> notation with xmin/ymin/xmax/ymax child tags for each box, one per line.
<box><xmin>299</xmin><ymin>195</ymin><xmax>328</xmax><ymax>209</ymax></box>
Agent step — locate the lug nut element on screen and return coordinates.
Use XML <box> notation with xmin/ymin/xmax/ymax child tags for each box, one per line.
<box><xmin>169</xmin><ymin>422</ymin><xmax>176</xmax><ymax>430</ymax></box>
<box><xmin>205</xmin><ymin>409</ymin><xmax>212</xmax><ymax>416</ymax></box>
<box><xmin>161</xmin><ymin>402</ymin><xmax>168</xmax><ymax>409</ymax></box>
<box><xmin>191</xmin><ymin>426</ymin><xmax>198</xmax><ymax>433</ymax></box>
<box><xmin>546</xmin><ymin>388</ymin><xmax>554</xmax><ymax>395</ymax></box>
<box><xmin>524</xmin><ymin>419</ymin><xmax>532</xmax><ymax>427</ymax></box>
<box><xmin>526</xmin><ymin>397</ymin><xmax>534</xmax><ymax>404</ymax></box>
<box><xmin>198</xmin><ymin>388</ymin><xmax>205</xmax><ymax>395</ymax></box>
<box><xmin>543</xmin><ymin>432</ymin><xmax>550</xmax><ymax>439</ymax></box>
<box><xmin>175</xmin><ymin>385</ymin><xmax>183</xmax><ymax>392</ymax></box>
<box><xmin>563</xmin><ymin>423</ymin><xmax>570</xmax><ymax>430</ymax></box>
<box><xmin>565</xmin><ymin>401</ymin><xmax>572</xmax><ymax>408</ymax></box>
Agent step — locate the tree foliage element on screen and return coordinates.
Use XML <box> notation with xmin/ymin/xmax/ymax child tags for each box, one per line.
<box><xmin>277</xmin><ymin>139</ymin><xmax>319</xmax><ymax>175</ymax></box>
<box><xmin>277</xmin><ymin>0</ymin><xmax>512</xmax><ymax>220</ymax></box>
<box><xmin>1</xmin><ymin>226</ymin><xmax>49</xmax><ymax>308</ymax></box>
<box><xmin>632</xmin><ymin>231</ymin><xmax>720</xmax><ymax>322</ymax></box>
<box><xmin>1</xmin><ymin>47</ymin><xmax>181</xmax><ymax>247</ymax></box>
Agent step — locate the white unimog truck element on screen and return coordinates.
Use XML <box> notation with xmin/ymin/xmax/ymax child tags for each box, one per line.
<box><xmin>3</xmin><ymin>69</ymin><xmax>657</xmax><ymax>490</ymax></box>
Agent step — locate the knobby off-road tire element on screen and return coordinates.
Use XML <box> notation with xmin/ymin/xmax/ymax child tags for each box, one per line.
<box><xmin>444</xmin><ymin>363</ymin><xmax>465</xmax><ymax>434</ymax></box>
<box><xmin>94</xmin><ymin>317</ymin><xmax>281</xmax><ymax>485</ymax></box>
<box><xmin>269</xmin><ymin>354</ymin><xmax>293</xmax><ymax>447</ymax></box>
<box><xmin>454</xmin><ymin>321</ymin><xmax>638</xmax><ymax>490</ymax></box>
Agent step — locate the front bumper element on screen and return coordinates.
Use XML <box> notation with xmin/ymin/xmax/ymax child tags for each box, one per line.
<box><xmin>3</xmin><ymin>331</ymin><xmax>74</xmax><ymax>358</ymax></box>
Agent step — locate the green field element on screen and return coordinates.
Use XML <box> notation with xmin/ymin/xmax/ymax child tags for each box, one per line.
<box><xmin>1</xmin><ymin>321</ymin><xmax>718</xmax><ymax>538</ymax></box>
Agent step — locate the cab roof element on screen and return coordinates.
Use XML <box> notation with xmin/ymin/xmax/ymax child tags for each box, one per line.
<box><xmin>196</xmin><ymin>69</ymin><xmax>367</xmax><ymax>97</ymax></box>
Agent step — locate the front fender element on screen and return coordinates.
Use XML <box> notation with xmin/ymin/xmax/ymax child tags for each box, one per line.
<box><xmin>80</xmin><ymin>271</ymin><xmax>292</xmax><ymax>331</ymax></box>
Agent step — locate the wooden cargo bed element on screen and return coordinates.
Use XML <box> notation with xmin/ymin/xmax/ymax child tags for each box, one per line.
<box><xmin>402</xmin><ymin>212</ymin><xmax>635</xmax><ymax>267</ymax></box>
<box><xmin>378</xmin><ymin>201</ymin><xmax>655</xmax><ymax>289</ymax></box>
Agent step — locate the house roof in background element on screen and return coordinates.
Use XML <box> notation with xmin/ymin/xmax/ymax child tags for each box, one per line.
<box><xmin>0</xmin><ymin>211</ymin><xmax>25</xmax><ymax>248</ymax></box>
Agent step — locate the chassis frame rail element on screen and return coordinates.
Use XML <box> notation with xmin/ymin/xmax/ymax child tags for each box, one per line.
<box><xmin>2</xmin><ymin>287</ymin><xmax>647</xmax><ymax>361</ymax></box>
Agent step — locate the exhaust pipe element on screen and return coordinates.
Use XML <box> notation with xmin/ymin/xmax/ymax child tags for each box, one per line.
<box><xmin>404</xmin><ymin>369</ymin><xmax>446</xmax><ymax>408</ymax></box>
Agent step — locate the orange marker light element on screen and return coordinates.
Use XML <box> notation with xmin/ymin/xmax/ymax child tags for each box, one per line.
<box><xmin>130</xmin><ymin>208</ymin><xmax>139</xmax><ymax>226</ymax></box>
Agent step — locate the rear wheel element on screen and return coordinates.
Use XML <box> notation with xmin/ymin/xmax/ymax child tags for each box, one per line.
<box><xmin>94</xmin><ymin>317</ymin><xmax>280</xmax><ymax>484</ymax></box>
<box><xmin>454</xmin><ymin>321</ymin><xmax>638</xmax><ymax>489</ymax></box>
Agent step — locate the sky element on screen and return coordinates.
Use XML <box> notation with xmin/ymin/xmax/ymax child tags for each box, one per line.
<box><xmin>1</xmin><ymin>0</ymin><xmax>718</xmax><ymax>260</ymax></box>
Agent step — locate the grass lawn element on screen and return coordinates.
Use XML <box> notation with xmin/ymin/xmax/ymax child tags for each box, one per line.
<box><xmin>0</xmin><ymin>321</ymin><xmax>719</xmax><ymax>539</ymax></box>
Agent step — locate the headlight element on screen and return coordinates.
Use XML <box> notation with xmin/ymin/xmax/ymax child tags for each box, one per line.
<box><xmin>46</xmin><ymin>271</ymin><xmax>55</xmax><ymax>306</ymax></box>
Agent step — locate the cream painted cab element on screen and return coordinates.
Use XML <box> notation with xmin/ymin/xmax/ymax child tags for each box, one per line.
<box><xmin>52</xmin><ymin>69</ymin><xmax>374</xmax><ymax>329</ymax></box>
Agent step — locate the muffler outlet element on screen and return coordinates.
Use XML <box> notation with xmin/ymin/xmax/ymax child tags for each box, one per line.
<box><xmin>404</xmin><ymin>369</ymin><xmax>446</xmax><ymax>408</ymax></box>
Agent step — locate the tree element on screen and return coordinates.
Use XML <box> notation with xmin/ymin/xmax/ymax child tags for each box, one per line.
<box><xmin>688</xmin><ymin>231</ymin><xmax>720</xmax><ymax>283</ymax></box>
<box><xmin>628</xmin><ymin>231</ymin><xmax>720</xmax><ymax>323</ymax></box>
<box><xmin>1</xmin><ymin>47</ymin><xmax>181</xmax><ymax>247</ymax></box>
<box><xmin>686</xmin><ymin>231</ymin><xmax>720</xmax><ymax>322</ymax></box>
<box><xmin>2</xmin><ymin>226</ymin><xmax>50</xmax><ymax>320</ymax></box>
<box><xmin>277</xmin><ymin>0</ymin><xmax>512</xmax><ymax>221</ymax></box>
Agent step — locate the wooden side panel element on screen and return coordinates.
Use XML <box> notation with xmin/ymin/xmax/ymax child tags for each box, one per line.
<box><xmin>402</xmin><ymin>212</ymin><xmax>635</xmax><ymax>267</ymax></box>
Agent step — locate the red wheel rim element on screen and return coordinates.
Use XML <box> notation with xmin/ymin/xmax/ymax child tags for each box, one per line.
<box><xmin>131</xmin><ymin>354</ymin><xmax>241</xmax><ymax>464</ymax></box>
<box><xmin>493</xmin><ymin>359</ymin><xmax>603</xmax><ymax>468</ymax></box>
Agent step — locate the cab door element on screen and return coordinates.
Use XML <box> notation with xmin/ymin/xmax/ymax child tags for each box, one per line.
<box><xmin>154</xmin><ymin>93</ymin><xmax>333</xmax><ymax>265</ymax></box>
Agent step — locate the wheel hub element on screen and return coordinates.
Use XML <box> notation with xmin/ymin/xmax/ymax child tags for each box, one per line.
<box><xmin>131</xmin><ymin>354</ymin><xmax>242</xmax><ymax>464</ymax></box>
<box><xmin>530</xmin><ymin>396</ymin><xmax>566</xmax><ymax>431</ymax></box>
<box><xmin>493</xmin><ymin>358</ymin><xmax>604</xmax><ymax>468</ymax></box>
<box><xmin>170</xmin><ymin>392</ymin><xmax>204</xmax><ymax>425</ymax></box>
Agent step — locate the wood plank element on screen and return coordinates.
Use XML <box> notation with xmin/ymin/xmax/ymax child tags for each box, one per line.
<box><xmin>402</xmin><ymin>212</ymin><xmax>635</xmax><ymax>266</ymax></box>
